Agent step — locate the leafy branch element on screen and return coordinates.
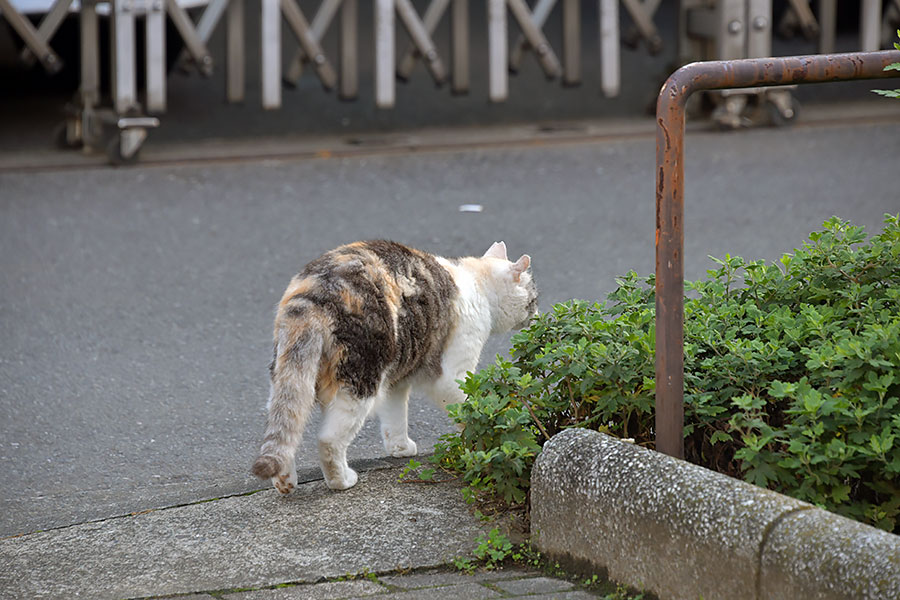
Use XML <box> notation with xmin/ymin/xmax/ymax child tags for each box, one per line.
<box><xmin>872</xmin><ymin>29</ymin><xmax>900</xmax><ymax>99</ymax></box>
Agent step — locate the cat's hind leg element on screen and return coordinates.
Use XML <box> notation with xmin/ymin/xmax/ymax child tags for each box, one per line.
<box><xmin>375</xmin><ymin>382</ymin><xmax>417</xmax><ymax>458</ymax></box>
<box><xmin>317</xmin><ymin>391</ymin><xmax>373</xmax><ymax>490</ymax></box>
<box><xmin>256</xmin><ymin>382</ymin><xmax>301</xmax><ymax>495</ymax></box>
<box><xmin>272</xmin><ymin>455</ymin><xmax>298</xmax><ymax>495</ymax></box>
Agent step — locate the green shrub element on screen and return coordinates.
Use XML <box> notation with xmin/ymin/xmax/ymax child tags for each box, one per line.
<box><xmin>435</xmin><ymin>215</ymin><xmax>900</xmax><ymax>532</ymax></box>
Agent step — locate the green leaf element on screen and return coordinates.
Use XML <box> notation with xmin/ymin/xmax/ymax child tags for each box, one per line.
<box><xmin>769</xmin><ymin>380</ymin><xmax>797</xmax><ymax>398</ymax></box>
<box><xmin>745</xmin><ymin>462</ymin><xmax>780</xmax><ymax>487</ymax></box>
<box><xmin>802</xmin><ymin>388</ymin><xmax>825</xmax><ymax>414</ymax></box>
<box><xmin>831</xmin><ymin>484</ymin><xmax>851</xmax><ymax>504</ymax></box>
<box><xmin>710</xmin><ymin>430</ymin><xmax>732</xmax><ymax>445</ymax></box>
<box><xmin>871</xmin><ymin>435</ymin><xmax>884</xmax><ymax>455</ymax></box>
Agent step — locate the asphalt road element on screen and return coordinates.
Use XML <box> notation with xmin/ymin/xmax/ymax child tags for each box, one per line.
<box><xmin>2</xmin><ymin>119</ymin><xmax>899</xmax><ymax>537</ymax></box>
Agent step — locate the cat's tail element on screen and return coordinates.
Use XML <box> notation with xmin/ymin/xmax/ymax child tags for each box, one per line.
<box><xmin>251</xmin><ymin>324</ymin><xmax>324</xmax><ymax>480</ymax></box>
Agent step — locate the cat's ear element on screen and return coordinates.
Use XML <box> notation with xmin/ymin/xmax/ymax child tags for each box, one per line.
<box><xmin>510</xmin><ymin>254</ymin><xmax>531</xmax><ymax>282</ymax></box>
<box><xmin>483</xmin><ymin>241</ymin><xmax>508</xmax><ymax>260</ymax></box>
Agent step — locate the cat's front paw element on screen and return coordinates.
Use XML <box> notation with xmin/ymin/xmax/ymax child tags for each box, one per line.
<box><xmin>386</xmin><ymin>437</ymin><xmax>418</xmax><ymax>458</ymax></box>
<box><xmin>272</xmin><ymin>469</ymin><xmax>298</xmax><ymax>495</ymax></box>
<box><xmin>325</xmin><ymin>468</ymin><xmax>358</xmax><ymax>491</ymax></box>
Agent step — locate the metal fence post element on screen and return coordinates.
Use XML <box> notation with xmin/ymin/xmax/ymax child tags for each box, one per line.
<box><xmin>487</xmin><ymin>0</ymin><xmax>507</xmax><ymax>102</ymax></box>
<box><xmin>599</xmin><ymin>0</ymin><xmax>620</xmax><ymax>98</ymax></box>
<box><xmin>260</xmin><ymin>0</ymin><xmax>280</xmax><ymax>109</ymax></box>
<box><xmin>375</xmin><ymin>0</ymin><xmax>395</xmax><ymax>108</ymax></box>
<box><xmin>111</xmin><ymin>0</ymin><xmax>137</xmax><ymax>114</ymax></box>
<box><xmin>145</xmin><ymin>0</ymin><xmax>166</xmax><ymax>113</ymax></box>
<box><xmin>226</xmin><ymin>0</ymin><xmax>245</xmax><ymax>103</ymax></box>
<box><xmin>339</xmin><ymin>0</ymin><xmax>358</xmax><ymax>100</ymax></box>
<box><xmin>451</xmin><ymin>0</ymin><xmax>469</xmax><ymax>94</ymax></box>
<box><xmin>654</xmin><ymin>50</ymin><xmax>900</xmax><ymax>459</ymax></box>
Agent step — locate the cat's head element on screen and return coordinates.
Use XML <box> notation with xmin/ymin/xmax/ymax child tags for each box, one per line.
<box><xmin>480</xmin><ymin>241</ymin><xmax>539</xmax><ymax>333</ymax></box>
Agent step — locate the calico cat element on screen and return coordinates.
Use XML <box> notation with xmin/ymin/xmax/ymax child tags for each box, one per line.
<box><xmin>251</xmin><ymin>240</ymin><xmax>538</xmax><ymax>494</ymax></box>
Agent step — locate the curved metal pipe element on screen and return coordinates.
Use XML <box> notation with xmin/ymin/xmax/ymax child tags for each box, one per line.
<box><xmin>655</xmin><ymin>50</ymin><xmax>900</xmax><ymax>459</ymax></box>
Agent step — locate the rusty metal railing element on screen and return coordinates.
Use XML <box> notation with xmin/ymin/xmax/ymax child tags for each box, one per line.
<box><xmin>654</xmin><ymin>50</ymin><xmax>900</xmax><ymax>459</ymax></box>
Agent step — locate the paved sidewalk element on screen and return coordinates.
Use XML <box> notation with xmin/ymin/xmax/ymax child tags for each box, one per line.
<box><xmin>0</xmin><ymin>464</ymin><xmax>618</xmax><ymax>600</ymax></box>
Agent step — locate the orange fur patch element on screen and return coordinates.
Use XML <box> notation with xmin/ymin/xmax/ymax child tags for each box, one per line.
<box><xmin>332</xmin><ymin>251</ymin><xmax>360</xmax><ymax>265</ymax></box>
<box><xmin>279</xmin><ymin>275</ymin><xmax>319</xmax><ymax>308</ymax></box>
<box><xmin>316</xmin><ymin>337</ymin><xmax>343</xmax><ymax>405</ymax></box>
<box><xmin>458</xmin><ymin>256</ymin><xmax>496</xmax><ymax>286</ymax></box>
<box><xmin>358</xmin><ymin>249</ymin><xmax>402</xmax><ymax>311</ymax></box>
<box><xmin>339</xmin><ymin>285</ymin><xmax>364</xmax><ymax>314</ymax></box>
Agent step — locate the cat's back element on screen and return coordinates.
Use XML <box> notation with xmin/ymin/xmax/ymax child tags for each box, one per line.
<box><xmin>278</xmin><ymin>241</ymin><xmax>459</xmax><ymax>397</ymax></box>
<box><xmin>298</xmin><ymin>240</ymin><xmax>456</xmax><ymax>311</ymax></box>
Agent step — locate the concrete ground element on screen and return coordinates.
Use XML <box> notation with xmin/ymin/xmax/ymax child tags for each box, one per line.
<box><xmin>0</xmin><ymin>464</ymin><xmax>618</xmax><ymax>599</ymax></box>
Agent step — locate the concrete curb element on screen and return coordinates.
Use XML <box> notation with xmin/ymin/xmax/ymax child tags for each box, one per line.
<box><xmin>530</xmin><ymin>428</ymin><xmax>900</xmax><ymax>600</ymax></box>
<box><xmin>2</xmin><ymin>100</ymin><xmax>897</xmax><ymax>173</ymax></box>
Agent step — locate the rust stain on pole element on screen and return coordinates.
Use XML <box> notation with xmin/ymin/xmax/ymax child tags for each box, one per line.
<box><xmin>655</xmin><ymin>50</ymin><xmax>900</xmax><ymax>460</ymax></box>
